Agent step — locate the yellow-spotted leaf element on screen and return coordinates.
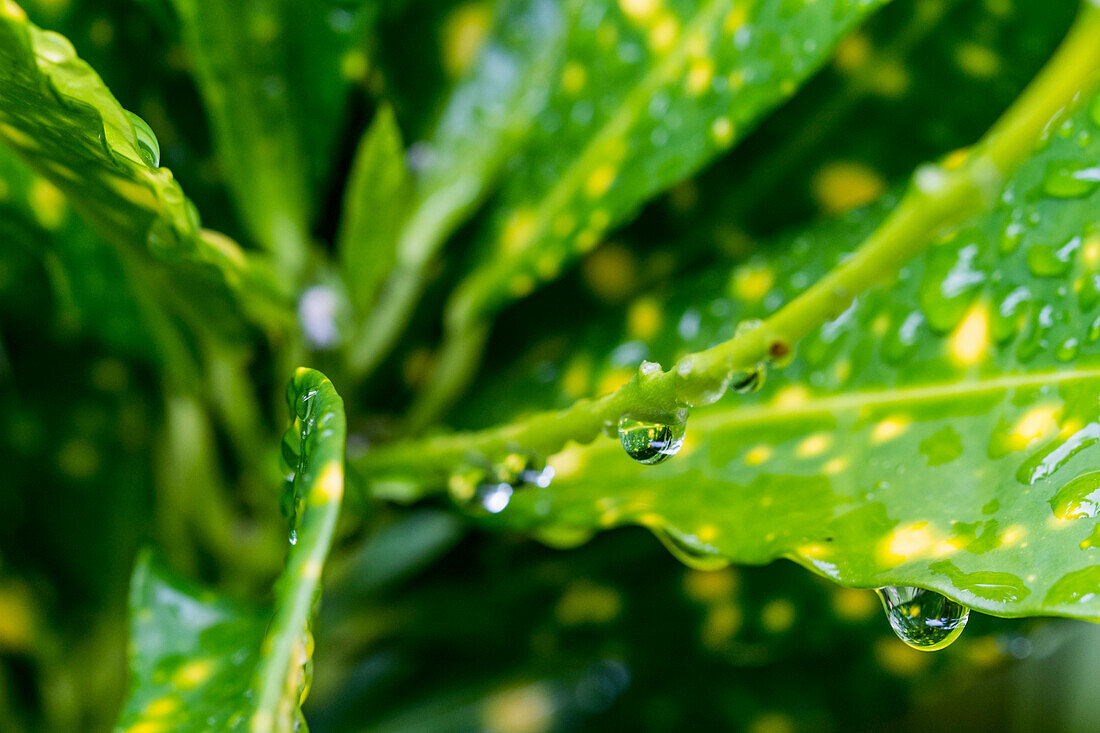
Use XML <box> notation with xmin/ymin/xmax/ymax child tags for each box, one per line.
<box><xmin>373</xmin><ymin>80</ymin><xmax>1100</xmax><ymax>621</ymax></box>
<box><xmin>0</xmin><ymin>3</ymin><xmax>288</xmax><ymax>332</ymax></box>
<box><xmin>412</xmin><ymin>0</ymin><xmax>891</xmax><ymax>420</ymax></box>
<box><xmin>116</xmin><ymin>369</ymin><xmax>346</xmax><ymax>732</ymax></box>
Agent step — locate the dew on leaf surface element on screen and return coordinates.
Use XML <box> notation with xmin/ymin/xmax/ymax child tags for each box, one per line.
<box><xmin>125</xmin><ymin>110</ymin><xmax>161</xmax><ymax>167</ymax></box>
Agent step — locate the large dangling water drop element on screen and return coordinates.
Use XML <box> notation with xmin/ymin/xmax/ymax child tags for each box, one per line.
<box><xmin>875</xmin><ymin>585</ymin><xmax>969</xmax><ymax>651</ymax></box>
<box><xmin>618</xmin><ymin>409</ymin><xmax>687</xmax><ymax>465</ymax></box>
<box><xmin>125</xmin><ymin>110</ymin><xmax>161</xmax><ymax>167</ymax></box>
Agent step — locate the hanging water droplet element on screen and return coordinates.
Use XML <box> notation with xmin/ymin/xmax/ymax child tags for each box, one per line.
<box><xmin>125</xmin><ymin>111</ymin><xmax>160</xmax><ymax>167</ymax></box>
<box><xmin>1040</xmin><ymin>161</ymin><xmax>1100</xmax><ymax>199</ymax></box>
<box><xmin>289</xmin><ymin>528</ymin><xmax>298</xmax><ymax>545</ymax></box>
<box><xmin>618</xmin><ymin>409</ymin><xmax>687</xmax><ymax>465</ymax></box>
<box><xmin>730</xmin><ymin>364</ymin><xmax>766</xmax><ymax>394</ymax></box>
<box><xmin>875</xmin><ymin>585</ymin><xmax>969</xmax><ymax>651</ymax></box>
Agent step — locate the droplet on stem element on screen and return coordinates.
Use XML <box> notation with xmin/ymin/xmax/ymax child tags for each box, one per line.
<box><xmin>618</xmin><ymin>409</ymin><xmax>687</xmax><ymax>465</ymax></box>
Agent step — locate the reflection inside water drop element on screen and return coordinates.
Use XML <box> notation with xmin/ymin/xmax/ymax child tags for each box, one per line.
<box><xmin>618</xmin><ymin>410</ymin><xmax>687</xmax><ymax>465</ymax></box>
<box><xmin>875</xmin><ymin>585</ymin><xmax>969</xmax><ymax>651</ymax></box>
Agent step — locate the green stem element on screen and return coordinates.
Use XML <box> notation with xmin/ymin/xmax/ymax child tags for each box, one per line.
<box><xmin>355</xmin><ymin>0</ymin><xmax>1100</xmax><ymax>492</ymax></box>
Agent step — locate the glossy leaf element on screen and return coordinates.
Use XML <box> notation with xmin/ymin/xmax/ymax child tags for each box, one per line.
<box><xmin>452</xmin><ymin>83</ymin><xmax>1100</xmax><ymax>621</ymax></box>
<box><xmin>338</xmin><ymin>105</ymin><xmax>413</xmax><ymax>318</ymax></box>
<box><xmin>347</xmin><ymin>0</ymin><xmax>566</xmax><ymax>374</ymax></box>
<box><xmin>415</xmin><ymin>0</ymin><xmax>891</xmax><ymax>415</ymax></box>
<box><xmin>116</xmin><ymin>368</ymin><xmax>347</xmax><ymax>732</ymax></box>
<box><xmin>0</xmin><ymin>2</ymin><xmax>290</xmax><ymax>332</ymax></box>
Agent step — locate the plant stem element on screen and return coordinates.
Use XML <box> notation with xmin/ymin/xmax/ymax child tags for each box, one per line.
<box><xmin>355</xmin><ymin>0</ymin><xmax>1100</xmax><ymax>492</ymax></box>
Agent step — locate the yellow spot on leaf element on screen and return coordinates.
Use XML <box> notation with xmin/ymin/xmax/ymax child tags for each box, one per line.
<box><xmin>501</xmin><ymin>209</ymin><xmax>537</xmax><ymax>254</ymax></box>
<box><xmin>1000</xmin><ymin>525</ymin><xmax>1026</xmax><ymax>547</ymax></box>
<box><xmin>555</xmin><ymin>581</ymin><xmax>621</xmax><ymax>625</ymax></box>
<box><xmin>619</xmin><ymin>0</ymin><xmax>660</xmax><ymax>22</ymax></box>
<box><xmin>340</xmin><ymin>50</ymin><xmax>369</xmax><ymax>82</ymax></box>
<box><xmin>949</xmin><ymin>303</ymin><xmax>989</xmax><ymax>365</ymax></box>
<box><xmin>811</xmin><ymin>161</ymin><xmax>885</xmax><ymax>215</ymax></box>
<box><xmin>597</xmin><ymin>368</ymin><xmax>633</xmax><ymax>396</ymax></box>
<box><xmin>0</xmin><ymin>583</ymin><xmax>34</xmax><ymax>652</ymax></box>
<box><xmin>701</xmin><ymin>602</ymin><xmax>742</xmax><ymax>648</ymax></box>
<box><xmin>745</xmin><ymin>445</ymin><xmax>771</xmax><ymax>466</ymax></box>
<box><xmin>833</xmin><ymin>33</ymin><xmax>870</xmax><ymax>73</ymax></box>
<box><xmin>509</xmin><ymin>274</ymin><xmax>536</xmax><ymax>297</ymax></box>
<box><xmin>955</xmin><ymin>42</ymin><xmax>1000</xmax><ymax>78</ymax></box>
<box><xmin>874</xmin><ymin>637</ymin><xmax>931</xmax><ymax>676</ymax></box>
<box><xmin>881</xmin><ymin>522</ymin><xmax>933</xmax><ymax>563</ymax></box>
<box><xmin>723</xmin><ymin>5</ymin><xmax>748</xmax><ymax>33</ymax></box>
<box><xmin>823</xmin><ymin>456</ymin><xmax>848</xmax><ymax>475</ymax></box>
<box><xmin>773</xmin><ymin>385</ymin><xmax>810</xmax><ymax>408</ymax></box>
<box><xmin>29</xmin><ymin>178</ymin><xmax>66</xmax><ymax>229</ymax></box>
<box><xmin>143</xmin><ymin>697</ymin><xmax>181</xmax><ymax>718</ymax></box>
<box><xmin>710</xmin><ymin>116</ymin><xmax>734</xmax><ymax>145</ymax></box>
<box><xmin>648</xmin><ymin>14</ymin><xmax>679</xmax><ymax>52</ymax></box>
<box><xmin>1011</xmin><ymin>405</ymin><xmax>1059</xmax><ymax>448</ymax></box>
<box><xmin>796</xmin><ymin>433</ymin><xmax>831</xmax><ymax>458</ymax></box>
<box><xmin>442</xmin><ymin>3</ymin><xmax>491</xmax><ymax>78</ymax></box>
<box><xmin>585</xmin><ymin>164</ymin><xmax>617</xmax><ymax>197</ymax></box>
<box><xmin>561</xmin><ymin>62</ymin><xmax>586</xmax><ymax>93</ymax></box>
<box><xmin>171</xmin><ymin>659</ymin><xmax>214</xmax><ymax>690</ymax></box>
<box><xmin>627</xmin><ymin>297</ymin><xmax>662</xmax><ymax>339</ymax></box>
<box><xmin>685</xmin><ymin>58</ymin><xmax>714</xmax><ymax>96</ymax></box>
<box><xmin>1083</xmin><ymin>236</ymin><xmax>1100</xmax><ymax>269</ymax></box>
<box><xmin>760</xmin><ymin>598</ymin><xmax>796</xmax><ymax>633</ymax></box>
<box><xmin>313</xmin><ymin>463</ymin><xmax>344</xmax><ymax>504</ymax></box>
<box><xmin>831</xmin><ymin>587</ymin><xmax>877</xmax><ymax>621</ymax></box>
<box><xmin>549</xmin><ymin>443</ymin><xmax>585</xmax><ymax>479</ymax></box>
<box><xmin>871</xmin><ymin>416</ymin><xmax>910</xmax><ymax>444</ymax></box>
<box><xmin>732</xmin><ymin>263</ymin><xmax>774</xmax><ymax>301</ymax></box>
<box><xmin>582</xmin><ymin>243</ymin><xmax>636</xmax><ymax>302</ymax></box>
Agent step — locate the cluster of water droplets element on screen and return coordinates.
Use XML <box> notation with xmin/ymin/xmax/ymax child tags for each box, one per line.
<box><xmin>616</xmin><ymin>320</ymin><xmax>771</xmax><ymax>466</ymax></box>
<box><xmin>280</xmin><ymin>383</ymin><xmax>320</xmax><ymax>545</ymax></box>
<box><xmin>448</xmin><ymin>452</ymin><xmax>556</xmax><ymax>515</ymax></box>
<box><xmin>875</xmin><ymin>585</ymin><xmax>970</xmax><ymax>651</ymax></box>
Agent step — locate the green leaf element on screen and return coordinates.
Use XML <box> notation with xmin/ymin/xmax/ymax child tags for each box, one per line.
<box><xmin>165</xmin><ymin>0</ymin><xmax>366</xmax><ymax>275</ymax></box>
<box><xmin>437</xmin><ymin>82</ymin><xmax>1100</xmax><ymax>621</ymax></box>
<box><xmin>0</xmin><ymin>2</ymin><xmax>289</xmax><ymax>334</ymax></box>
<box><xmin>347</xmin><ymin>0</ymin><xmax>567</xmax><ymax>375</ymax></box>
<box><xmin>337</xmin><ymin>105</ymin><xmax>413</xmax><ymax>319</ymax></box>
<box><xmin>410</xmin><ymin>0</ymin><xmax>892</xmax><ymax>419</ymax></box>
<box><xmin>116</xmin><ymin>368</ymin><xmax>347</xmax><ymax>732</ymax></box>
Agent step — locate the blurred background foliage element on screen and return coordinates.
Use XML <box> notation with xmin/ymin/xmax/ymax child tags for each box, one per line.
<box><xmin>1</xmin><ymin>0</ymin><xmax>1099</xmax><ymax>730</ymax></box>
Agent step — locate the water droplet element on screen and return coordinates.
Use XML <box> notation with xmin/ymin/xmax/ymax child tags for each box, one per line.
<box><xmin>37</xmin><ymin>30</ymin><xmax>76</xmax><ymax>64</ymax></box>
<box><xmin>289</xmin><ymin>528</ymin><xmax>298</xmax><ymax>545</ymax></box>
<box><xmin>477</xmin><ymin>483</ymin><xmax>513</xmax><ymax>513</ymax></box>
<box><xmin>125</xmin><ymin>111</ymin><xmax>160</xmax><ymax>167</ymax></box>
<box><xmin>1026</xmin><ymin>235</ymin><xmax>1080</xmax><ymax>277</ymax></box>
<box><xmin>1040</xmin><ymin>161</ymin><xmax>1100</xmax><ymax>199</ymax></box>
<box><xmin>1049</xmin><ymin>470</ymin><xmax>1100</xmax><ymax>520</ymax></box>
<box><xmin>730</xmin><ymin>364</ymin><xmax>765</xmax><ymax>394</ymax></box>
<box><xmin>618</xmin><ymin>410</ymin><xmax>687</xmax><ymax>465</ymax></box>
<box><xmin>875</xmin><ymin>585</ymin><xmax>969</xmax><ymax>651</ymax></box>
